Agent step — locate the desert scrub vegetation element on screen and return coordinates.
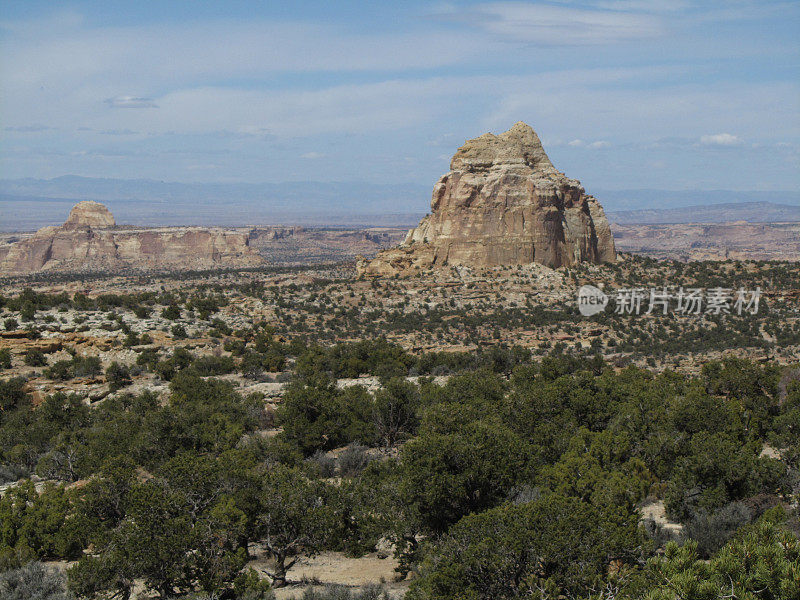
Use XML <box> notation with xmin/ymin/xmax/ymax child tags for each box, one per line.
<box><xmin>0</xmin><ymin>349</ymin><xmax>796</xmax><ymax>598</ymax></box>
<box><xmin>0</xmin><ymin>561</ymin><xmax>73</xmax><ymax>600</ymax></box>
<box><xmin>0</xmin><ymin>262</ymin><xmax>798</xmax><ymax>598</ymax></box>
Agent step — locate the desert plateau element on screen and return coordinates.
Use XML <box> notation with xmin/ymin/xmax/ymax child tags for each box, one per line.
<box><xmin>1</xmin><ymin>2</ymin><xmax>799</xmax><ymax>600</ymax></box>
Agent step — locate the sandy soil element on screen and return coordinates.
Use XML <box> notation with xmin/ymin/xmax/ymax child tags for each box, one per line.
<box><xmin>640</xmin><ymin>499</ymin><xmax>683</xmax><ymax>534</ymax></box>
<box><xmin>248</xmin><ymin>551</ymin><xmax>409</xmax><ymax>599</ymax></box>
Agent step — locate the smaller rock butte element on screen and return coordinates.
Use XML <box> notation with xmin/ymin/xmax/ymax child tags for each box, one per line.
<box><xmin>0</xmin><ymin>202</ymin><xmax>262</xmax><ymax>274</ymax></box>
<box><xmin>357</xmin><ymin>122</ymin><xmax>616</xmax><ymax>277</ymax></box>
<box><xmin>63</xmin><ymin>201</ymin><xmax>116</xmax><ymax>229</ymax></box>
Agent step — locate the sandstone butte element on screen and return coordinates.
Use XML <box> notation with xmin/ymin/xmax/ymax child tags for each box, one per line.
<box><xmin>356</xmin><ymin>122</ymin><xmax>617</xmax><ymax>277</ymax></box>
<box><xmin>0</xmin><ymin>201</ymin><xmax>263</xmax><ymax>274</ymax></box>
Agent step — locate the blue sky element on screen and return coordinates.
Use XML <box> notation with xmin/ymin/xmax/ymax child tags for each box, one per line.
<box><xmin>1</xmin><ymin>0</ymin><xmax>798</xmax><ymax>195</ymax></box>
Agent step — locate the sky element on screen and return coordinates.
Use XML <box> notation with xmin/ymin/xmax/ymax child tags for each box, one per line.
<box><xmin>1</xmin><ymin>0</ymin><xmax>799</xmax><ymax>195</ymax></box>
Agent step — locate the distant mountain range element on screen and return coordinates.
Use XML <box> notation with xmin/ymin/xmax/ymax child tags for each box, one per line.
<box><xmin>595</xmin><ymin>189</ymin><xmax>800</xmax><ymax>212</ymax></box>
<box><xmin>0</xmin><ymin>176</ymin><xmax>430</xmax><ymax>231</ymax></box>
<box><xmin>0</xmin><ymin>175</ymin><xmax>430</xmax><ymax>210</ymax></box>
<box><xmin>608</xmin><ymin>201</ymin><xmax>800</xmax><ymax>224</ymax></box>
<box><xmin>1</xmin><ymin>176</ymin><xmax>798</xmax><ymax>231</ymax></box>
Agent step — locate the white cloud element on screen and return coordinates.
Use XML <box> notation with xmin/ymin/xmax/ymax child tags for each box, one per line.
<box><xmin>699</xmin><ymin>133</ymin><xmax>742</xmax><ymax>146</ymax></box>
<box><xmin>105</xmin><ymin>96</ymin><xmax>158</xmax><ymax>109</ymax></box>
<box><xmin>0</xmin><ymin>5</ymin><xmax>797</xmax><ymax>190</ymax></box>
<box><xmin>448</xmin><ymin>2</ymin><xmax>663</xmax><ymax>45</ymax></box>
<box><xmin>426</xmin><ymin>133</ymin><xmax>459</xmax><ymax>147</ymax></box>
<box><xmin>4</xmin><ymin>125</ymin><xmax>54</xmax><ymax>132</ymax></box>
<box><xmin>300</xmin><ymin>152</ymin><xmax>325</xmax><ymax>159</ymax></box>
<box><xmin>135</xmin><ymin>80</ymin><xmax>453</xmax><ymax>137</ymax></box>
<box><xmin>567</xmin><ymin>139</ymin><xmax>611</xmax><ymax>149</ymax></box>
<box><xmin>484</xmin><ymin>80</ymin><xmax>799</xmax><ymax>143</ymax></box>
<box><xmin>2</xmin><ymin>63</ymin><xmax>796</xmax><ymax>150</ymax></box>
<box><xmin>593</xmin><ymin>0</ymin><xmax>689</xmax><ymax>12</ymax></box>
<box><xmin>99</xmin><ymin>129</ymin><xmax>140</xmax><ymax>135</ymax></box>
<box><xmin>3</xmin><ymin>9</ymin><xmax>795</xmax><ymax>144</ymax></box>
<box><xmin>0</xmin><ymin>18</ymin><xmax>485</xmax><ymax>95</ymax></box>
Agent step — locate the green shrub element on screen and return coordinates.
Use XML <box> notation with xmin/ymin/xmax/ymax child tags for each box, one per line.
<box><xmin>643</xmin><ymin>510</ymin><xmax>799</xmax><ymax>599</ymax></box>
<box><xmin>133</xmin><ymin>306</ymin><xmax>151</xmax><ymax>319</ymax></box>
<box><xmin>681</xmin><ymin>501</ymin><xmax>754</xmax><ymax>558</ymax></box>
<box><xmin>399</xmin><ymin>418</ymin><xmax>528</xmax><ymax>534</ymax></box>
<box><xmin>287</xmin><ymin>585</ymin><xmax>391</xmax><ymax>600</ymax></box>
<box><xmin>44</xmin><ymin>360</ymin><xmax>73</xmax><ymax>381</ymax></box>
<box><xmin>70</xmin><ymin>355</ymin><xmax>102</xmax><ymax>378</ymax></box>
<box><xmin>0</xmin><ymin>561</ymin><xmax>73</xmax><ymax>600</ymax></box>
<box><xmin>154</xmin><ymin>348</ymin><xmax>194</xmax><ymax>381</ymax></box>
<box><xmin>308</xmin><ymin>451</ymin><xmax>336</xmax><ymax>478</ymax></box>
<box><xmin>664</xmin><ymin>432</ymin><xmax>788</xmax><ymax>520</ymax></box>
<box><xmin>0</xmin><ymin>377</ymin><xmax>28</xmax><ymax>412</ymax></box>
<box><xmin>191</xmin><ymin>355</ymin><xmax>236</xmax><ymax>376</ymax></box>
<box><xmin>43</xmin><ymin>355</ymin><xmax>102</xmax><ymax>380</ymax></box>
<box><xmin>105</xmin><ymin>362</ymin><xmax>132</xmax><ymax>391</ymax></box>
<box><xmin>0</xmin><ymin>349</ymin><xmax>11</xmax><ymax>370</ymax></box>
<box><xmin>161</xmin><ymin>304</ymin><xmax>181</xmax><ymax>320</ymax></box>
<box><xmin>278</xmin><ymin>381</ymin><xmax>376</xmax><ymax>455</ymax></box>
<box><xmin>0</xmin><ymin>482</ymin><xmax>84</xmax><ymax>562</ymax></box>
<box><xmin>23</xmin><ymin>349</ymin><xmax>47</xmax><ymax>367</ymax></box>
<box><xmin>337</xmin><ymin>443</ymin><xmax>373</xmax><ymax>477</ymax></box>
<box><xmin>20</xmin><ymin>304</ymin><xmax>36</xmax><ymax>321</ymax></box>
<box><xmin>408</xmin><ymin>495</ymin><xmax>640</xmax><ymax>600</ymax></box>
<box><xmin>136</xmin><ymin>348</ymin><xmax>160</xmax><ymax>370</ymax></box>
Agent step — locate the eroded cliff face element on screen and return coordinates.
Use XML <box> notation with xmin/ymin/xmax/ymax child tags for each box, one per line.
<box><xmin>0</xmin><ymin>201</ymin><xmax>263</xmax><ymax>274</ymax></box>
<box><xmin>357</xmin><ymin>122</ymin><xmax>616</xmax><ymax>276</ymax></box>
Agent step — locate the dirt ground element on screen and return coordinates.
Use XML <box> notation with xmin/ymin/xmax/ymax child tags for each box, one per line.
<box><xmin>249</xmin><ymin>551</ymin><xmax>409</xmax><ymax>599</ymax></box>
<box><xmin>640</xmin><ymin>499</ymin><xmax>684</xmax><ymax>535</ymax></box>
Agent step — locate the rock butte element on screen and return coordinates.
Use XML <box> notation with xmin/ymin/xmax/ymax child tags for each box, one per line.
<box><xmin>0</xmin><ymin>201</ymin><xmax>263</xmax><ymax>274</ymax></box>
<box><xmin>357</xmin><ymin>122</ymin><xmax>616</xmax><ymax>277</ymax></box>
<box><xmin>63</xmin><ymin>200</ymin><xmax>116</xmax><ymax>230</ymax></box>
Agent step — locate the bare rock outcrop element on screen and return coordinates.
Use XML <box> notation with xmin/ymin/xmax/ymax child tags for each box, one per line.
<box><xmin>63</xmin><ymin>201</ymin><xmax>116</xmax><ymax>229</ymax></box>
<box><xmin>0</xmin><ymin>202</ymin><xmax>263</xmax><ymax>274</ymax></box>
<box><xmin>357</xmin><ymin>122</ymin><xmax>616</xmax><ymax>276</ymax></box>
